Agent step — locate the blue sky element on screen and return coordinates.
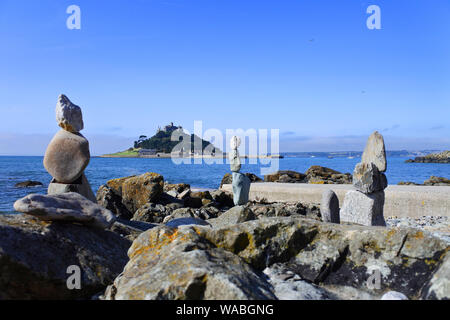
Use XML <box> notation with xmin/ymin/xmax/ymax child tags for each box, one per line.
<box><xmin>0</xmin><ymin>0</ymin><xmax>449</xmax><ymax>155</ymax></box>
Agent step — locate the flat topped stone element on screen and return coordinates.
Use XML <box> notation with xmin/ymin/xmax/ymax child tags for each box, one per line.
<box><xmin>13</xmin><ymin>192</ymin><xmax>116</xmax><ymax>229</ymax></box>
<box><xmin>361</xmin><ymin>131</ymin><xmax>387</xmax><ymax>172</ymax></box>
<box><xmin>56</xmin><ymin>94</ymin><xmax>84</xmax><ymax>132</ymax></box>
<box><xmin>44</xmin><ymin>129</ymin><xmax>90</xmax><ymax>184</ymax></box>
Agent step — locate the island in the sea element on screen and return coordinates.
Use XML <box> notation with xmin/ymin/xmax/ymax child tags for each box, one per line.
<box><xmin>102</xmin><ymin>123</ymin><xmax>220</xmax><ymax>158</ymax></box>
<box><xmin>101</xmin><ymin>122</ymin><xmax>282</xmax><ymax>158</ymax></box>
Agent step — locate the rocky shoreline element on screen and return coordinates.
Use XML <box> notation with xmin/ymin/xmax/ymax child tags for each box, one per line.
<box><xmin>2</xmin><ymin>171</ymin><xmax>448</xmax><ymax>300</ymax></box>
<box><xmin>406</xmin><ymin>151</ymin><xmax>450</xmax><ymax>163</ymax></box>
<box><xmin>1</xmin><ymin>96</ymin><xmax>448</xmax><ymax>301</ymax></box>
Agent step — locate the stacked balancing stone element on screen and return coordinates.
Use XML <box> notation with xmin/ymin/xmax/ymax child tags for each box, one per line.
<box><xmin>43</xmin><ymin>94</ymin><xmax>96</xmax><ymax>202</ymax></box>
<box><xmin>230</xmin><ymin>136</ymin><xmax>251</xmax><ymax>206</ymax></box>
<box><xmin>340</xmin><ymin>131</ymin><xmax>387</xmax><ymax>226</ymax></box>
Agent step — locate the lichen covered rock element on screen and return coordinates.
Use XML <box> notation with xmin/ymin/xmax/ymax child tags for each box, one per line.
<box><xmin>0</xmin><ymin>214</ymin><xmax>131</xmax><ymax>300</ymax></box>
<box><xmin>104</xmin><ymin>225</ymin><xmax>276</xmax><ymax>300</ymax></box>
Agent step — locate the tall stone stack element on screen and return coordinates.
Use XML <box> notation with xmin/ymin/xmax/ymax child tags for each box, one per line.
<box><xmin>43</xmin><ymin>95</ymin><xmax>96</xmax><ymax>201</ymax></box>
<box><xmin>340</xmin><ymin>131</ymin><xmax>387</xmax><ymax>226</ymax></box>
<box><xmin>230</xmin><ymin>136</ymin><xmax>251</xmax><ymax>206</ymax></box>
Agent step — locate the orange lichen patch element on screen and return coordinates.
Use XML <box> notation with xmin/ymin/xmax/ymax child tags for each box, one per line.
<box><xmin>129</xmin><ymin>229</ymin><xmax>198</xmax><ymax>260</ymax></box>
<box><xmin>106</xmin><ymin>176</ymin><xmax>133</xmax><ymax>194</ymax></box>
<box><xmin>412</xmin><ymin>231</ymin><xmax>425</xmax><ymax>240</ymax></box>
<box><xmin>386</xmin><ymin>228</ymin><xmax>397</xmax><ymax>240</ymax></box>
<box><xmin>309</xmin><ymin>180</ymin><xmax>325</xmax><ymax>184</ymax></box>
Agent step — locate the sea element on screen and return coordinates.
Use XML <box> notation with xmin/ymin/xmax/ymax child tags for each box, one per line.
<box><xmin>1</xmin><ymin>155</ymin><xmax>449</xmax><ymax>214</ymax></box>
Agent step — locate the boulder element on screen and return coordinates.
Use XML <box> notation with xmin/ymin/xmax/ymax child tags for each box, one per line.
<box><xmin>0</xmin><ymin>214</ymin><xmax>130</xmax><ymax>299</ymax></box>
<box><xmin>381</xmin><ymin>291</ymin><xmax>408</xmax><ymax>300</ymax></box>
<box><xmin>193</xmin><ymin>216</ymin><xmax>448</xmax><ymax>299</ymax></box>
<box><xmin>263</xmin><ymin>264</ymin><xmax>338</xmax><ymax>300</ymax></box>
<box><xmin>14</xmin><ymin>181</ymin><xmax>43</xmax><ymax>188</ymax></box>
<box><xmin>232</xmin><ymin>172</ymin><xmax>251</xmax><ymax>206</ymax></box>
<box><xmin>210</xmin><ymin>190</ymin><xmax>234</xmax><ymax>207</ymax></box>
<box><xmin>184</xmin><ymin>196</ymin><xmax>203</xmax><ymax>208</ymax></box>
<box><xmin>320</xmin><ymin>190</ymin><xmax>340</xmax><ymax>223</ymax></box>
<box><xmin>105</xmin><ymin>173</ymin><xmax>164</xmax><ymax>213</ymax></box>
<box><xmin>96</xmin><ymin>184</ymin><xmax>132</xmax><ymax>220</ymax></box>
<box><xmin>104</xmin><ymin>225</ymin><xmax>276</xmax><ymax>300</ymax></box>
<box><xmin>361</xmin><ymin>131</ymin><xmax>387</xmax><ymax>172</ymax></box>
<box><xmin>55</xmin><ymin>94</ymin><xmax>84</xmax><ymax>133</ymax></box>
<box><xmin>163</xmin><ymin>207</ymin><xmax>197</xmax><ymax>223</ymax></box>
<box><xmin>165</xmin><ymin>217</ymin><xmax>211</xmax><ymax>228</ymax></box>
<box><xmin>109</xmin><ymin>218</ymin><xmax>157</xmax><ymax>241</ymax></box>
<box><xmin>14</xmin><ymin>192</ymin><xmax>116</xmax><ymax>229</ymax></box>
<box><xmin>164</xmin><ymin>183</ymin><xmax>190</xmax><ymax>193</ymax></box>
<box><xmin>306</xmin><ymin>166</ymin><xmax>352</xmax><ymax>184</ymax></box>
<box><xmin>208</xmin><ymin>206</ymin><xmax>256</xmax><ymax>229</ymax></box>
<box><xmin>264</xmin><ymin>170</ymin><xmax>307</xmax><ymax>183</ymax></box>
<box><xmin>248</xmin><ymin>202</ymin><xmax>321</xmax><ymax>221</ymax></box>
<box><xmin>132</xmin><ymin>203</ymin><xmax>170</xmax><ymax>223</ymax></box>
<box><xmin>48</xmin><ymin>174</ymin><xmax>96</xmax><ymax>202</ymax></box>
<box><xmin>340</xmin><ymin>190</ymin><xmax>386</xmax><ymax>226</ymax></box>
<box><xmin>43</xmin><ymin>129</ymin><xmax>90</xmax><ymax>184</ymax></box>
<box><xmin>422</xmin><ymin>252</ymin><xmax>450</xmax><ymax>299</ymax></box>
<box><xmin>423</xmin><ymin>176</ymin><xmax>450</xmax><ymax>186</ymax></box>
<box><xmin>352</xmin><ymin>162</ymin><xmax>387</xmax><ymax>194</ymax></box>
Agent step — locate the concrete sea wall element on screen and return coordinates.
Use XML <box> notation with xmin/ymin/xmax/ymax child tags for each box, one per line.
<box><xmin>221</xmin><ymin>183</ymin><xmax>450</xmax><ymax>218</ymax></box>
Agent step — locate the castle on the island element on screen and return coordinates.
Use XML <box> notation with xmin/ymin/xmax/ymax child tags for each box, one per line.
<box><xmin>157</xmin><ymin>122</ymin><xmax>182</xmax><ymax>133</ymax></box>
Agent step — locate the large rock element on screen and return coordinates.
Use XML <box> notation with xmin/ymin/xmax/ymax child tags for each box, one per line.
<box><xmin>14</xmin><ymin>192</ymin><xmax>116</xmax><ymax>229</ymax></box>
<box><xmin>48</xmin><ymin>173</ymin><xmax>96</xmax><ymax>202</ymax></box>
<box><xmin>193</xmin><ymin>216</ymin><xmax>449</xmax><ymax>299</ymax></box>
<box><xmin>132</xmin><ymin>203</ymin><xmax>170</xmax><ymax>223</ymax></box>
<box><xmin>422</xmin><ymin>252</ymin><xmax>450</xmax><ymax>299</ymax></box>
<box><xmin>0</xmin><ymin>214</ymin><xmax>130</xmax><ymax>299</ymax></box>
<box><xmin>423</xmin><ymin>176</ymin><xmax>450</xmax><ymax>186</ymax></box>
<box><xmin>339</xmin><ymin>190</ymin><xmax>386</xmax><ymax>226</ymax></box>
<box><xmin>306</xmin><ymin>166</ymin><xmax>352</xmax><ymax>184</ymax></box>
<box><xmin>104</xmin><ymin>225</ymin><xmax>276</xmax><ymax>300</ymax></box>
<box><xmin>43</xmin><ymin>129</ymin><xmax>90</xmax><ymax>184</ymax></box>
<box><xmin>105</xmin><ymin>173</ymin><xmax>164</xmax><ymax>213</ymax></box>
<box><xmin>14</xmin><ymin>180</ymin><xmax>43</xmax><ymax>188</ymax></box>
<box><xmin>210</xmin><ymin>189</ymin><xmax>234</xmax><ymax>207</ymax></box>
<box><xmin>361</xmin><ymin>131</ymin><xmax>387</xmax><ymax>172</ymax></box>
<box><xmin>96</xmin><ymin>184</ymin><xmax>132</xmax><ymax>219</ymax></box>
<box><xmin>55</xmin><ymin>94</ymin><xmax>84</xmax><ymax>133</ymax></box>
<box><xmin>352</xmin><ymin>162</ymin><xmax>387</xmax><ymax>194</ymax></box>
<box><xmin>264</xmin><ymin>170</ymin><xmax>307</xmax><ymax>183</ymax></box>
<box><xmin>320</xmin><ymin>190</ymin><xmax>340</xmax><ymax>223</ymax></box>
<box><xmin>208</xmin><ymin>206</ymin><xmax>256</xmax><ymax>229</ymax></box>
<box><xmin>232</xmin><ymin>172</ymin><xmax>251</xmax><ymax>206</ymax></box>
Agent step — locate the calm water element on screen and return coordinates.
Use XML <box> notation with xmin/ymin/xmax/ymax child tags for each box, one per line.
<box><xmin>1</xmin><ymin>156</ymin><xmax>449</xmax><ymax>214</ymax></box>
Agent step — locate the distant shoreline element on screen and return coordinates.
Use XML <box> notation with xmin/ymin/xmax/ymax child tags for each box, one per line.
<box><xmin>97</xmin><ymin>154</ymin><xmax>284</xmax><ymax>159</ymax></box>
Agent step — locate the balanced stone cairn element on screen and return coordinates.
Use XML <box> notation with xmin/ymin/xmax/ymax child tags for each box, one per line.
<box><xmin>43</xmin><ymin>94</ymin><xmax>96</xmax><ymax>201</ymax></box>
<box><xmin>340</xmin><ymin>131</ymin><xmax>387</xmax><ymax>226</ymax></box>
<box><xmin>230</xmin><ymin>136</ymin><xmax>251</xmax><ymax>206</ymax></box>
